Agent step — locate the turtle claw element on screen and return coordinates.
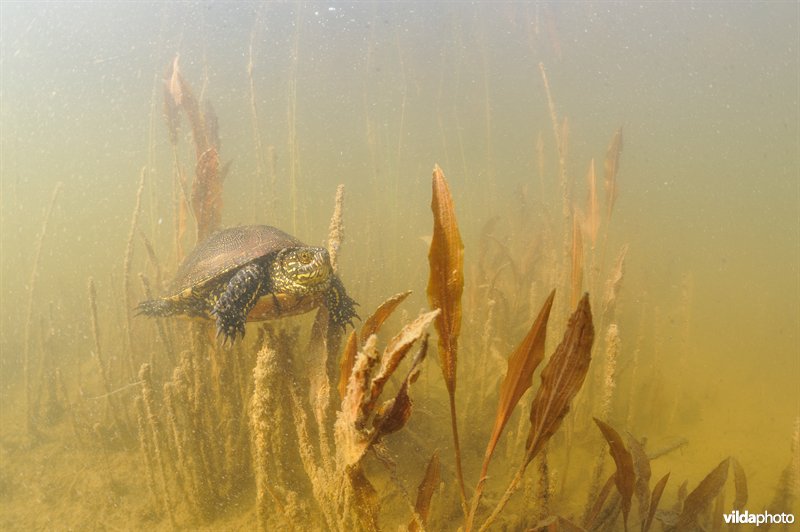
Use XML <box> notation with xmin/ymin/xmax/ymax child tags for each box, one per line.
<box><xmin>211</xmin><ymin>307</ymin><xmax>246</xmax><ymax>346</ymax></box>
<box><xmin>215</xmin><ymin>317</ymin><xmax>246</xmax><ymax>346</ymax></box>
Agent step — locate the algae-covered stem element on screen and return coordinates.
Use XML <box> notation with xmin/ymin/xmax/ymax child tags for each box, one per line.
<box><xmin>123</xmin><ymin>168</ymin><xmax>147</xmax><ymax>379</ymax></box>
<box><xmin>23</xmin><ymin>180</ymin><xmax>62</xmax><ymax>436</ymax></box>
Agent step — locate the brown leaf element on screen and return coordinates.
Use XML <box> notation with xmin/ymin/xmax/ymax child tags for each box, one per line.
<box><xmin>594</xmin><ymin>419</ymin><xmax>635</xmax><ymax>529</ymax></box>
<box><xmin>584</xmin><ymin>473</ymin><xmax>616</xmax><ymax>529</ymax></box>
<box><xmin>570</xmin><ymin>215</ymin><xmax>583</xmax><ymax>309</ymax></box>
<box><xmin>163</xmin><ymin>57</ymin><xmax>181</xmax><ymax>145</ymax></box>
<box><xmin>364</xmin><ymin>309</ymin><xmax>439</xmax><ymax>418</ymax></box>
<box><xmin>409</xmin><ymin>450</ymin><xmax>440</xmax><ymax>532</ymax></box>
<box><xmin>586</xmin><ymin>159</ymin><xmax>599</xmax><ymax>247</ymax></box>
<box><xmin>361</xmin><ymin>290</ymin><xmax>413</xmax><ymax>340</ymax></box>
<box><xmin>347</xmin><ymin>464</ymin><xmax>380</xmax><ymax>531</ymax></box>
<box><xmin>627</xmin><ymin>435</ymin><xmax>651</xmax><ymax>526</ymax></box>
<box><xmin>526</xmin><ymin>294</ymin><xmax>594</xmax><ymax>463</ymax></box>
<box><xmin>193</xmin><ymin>147</ymin><xmax>223</xmax><ymax>242</ymax></box>
<box><xmin>482</xmin><ymin>290</ymin><xmax>555</xmax><ymax>478</ymax></box>
<box><xmin>337</xmin><ymin>330</ymin><xmax>359</xmax><ymax>401</ymax></box>
<box><xmin>677</xmin><ymin>457</ymin><xmax>730</xmax><ymax>529</ymax></box>
<box><xmin>342</xmin><ymin>335</ymin><xmax>380</xmax><ymax>426</ymax></box>
<box><xmin>339</xmin><ymin>291</ymin><xmax>412</xmax><ymax>401</ymax></box>
<box><xmin>175</xmin><ymin>70</ymin><xmax>210</xmax><ymax>158</ymax></box>
<box><xmin>603</xmin><ymin>127</ymin><xmax>623</xmax><ymax>222</ymax></box>
<box><xmin>731</xmin><ymin>457</ymin><xmax>748</xmax><ymax>511</ymax></box>
<box><xmin>642</xmin><ymin>473</ymin><xmax>669</xmax><ymax>532</ymax></box>
<box><xmin>372</xmin><ymin>335</ymin><xmax>428</xmax><ymax>439</ymax></box>
<box><xmin>427</xmin><ymin>164</ymin><xmax>464</xmax><ymax>395</ymax></box>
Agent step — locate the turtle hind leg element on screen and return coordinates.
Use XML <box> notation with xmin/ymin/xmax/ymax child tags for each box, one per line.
<box><xmin>211</xmin><ymin>262</ymin><xmax>266</xmax><ymax>345</ymax></box>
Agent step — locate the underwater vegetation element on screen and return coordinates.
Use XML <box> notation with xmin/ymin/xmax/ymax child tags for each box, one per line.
<box><xmin>5</xmin><ymin>55</ymin><xmax>799</xmax><ymax>532</ymax></box>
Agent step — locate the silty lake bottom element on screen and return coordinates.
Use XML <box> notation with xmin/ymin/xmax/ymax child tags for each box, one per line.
<box><xmin>0</xmin><ymin>2</ymin><xmax>797</xmax><ymax>530</ymax></box>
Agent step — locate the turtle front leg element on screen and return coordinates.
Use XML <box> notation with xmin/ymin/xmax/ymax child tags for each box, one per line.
<box><xmin>211</xmin><ymin>262</ymin><xmax>266</xmax><ymax>344</ymax></box>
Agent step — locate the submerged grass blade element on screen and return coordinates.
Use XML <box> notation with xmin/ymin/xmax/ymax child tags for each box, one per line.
<box><xmin>570</xmin><ymin>215</ymin><xmax>583</xmax><ymax>309</ymax></box>
<box><xmin>587</xmin><ymin>159</ymin><xmax>599</xmax><ymax>248</ymax></box>
<box><xmin>409</xmin><ymin>451</ymin><xmax>441</xmax><ymax>532</ymax></box>
<box><xmin>603</xmin><ymin>127</ymin><xmax>623</xmax><ymax>222</ymax></box>
<box><xmin>426</xmin><ymin>164</ymin><xmax>467</xmax><ymax>510</ymax></box>
<box><xmin>594</xmin><ymin>419</ymin><xmax>635</xmax><ymax>531</ymax></box>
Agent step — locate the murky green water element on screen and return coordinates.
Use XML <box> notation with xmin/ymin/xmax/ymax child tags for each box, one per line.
<box><xmin>1</xmin><ymin>2</ymin><xmax>798</xmax><ymax>530</ymax></box>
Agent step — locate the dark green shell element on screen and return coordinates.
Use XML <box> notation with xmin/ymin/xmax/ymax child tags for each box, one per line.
<box><xmin>168</xmin><ymin>225</ymin><xmax>304</xmax><ymax>296</ymax></box>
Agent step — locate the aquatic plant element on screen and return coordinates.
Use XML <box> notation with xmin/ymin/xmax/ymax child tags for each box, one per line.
<box><xmin>11</xmin><ymin>52</ymin><xmax>793</xmax><ymax>532</ymax></box>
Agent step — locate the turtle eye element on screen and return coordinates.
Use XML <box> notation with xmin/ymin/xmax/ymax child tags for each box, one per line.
<box><xmin>297</xmin><ymin>250</ymin><xmax>313</xmax><ymax>265</ymax></box>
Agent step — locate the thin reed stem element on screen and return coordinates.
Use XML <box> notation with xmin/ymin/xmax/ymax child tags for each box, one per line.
<box><xmin>123</xmin><ymin>168</ymin><xmax>147</xmax><ymax>379</ymax></box>
<box><xmin>23</xmin><ymin>181</ymin><xmax>62</xmax><ymax>437</ymax></box>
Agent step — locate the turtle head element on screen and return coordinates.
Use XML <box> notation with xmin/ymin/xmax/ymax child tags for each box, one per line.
<box><xmin>271</xmin><ymin>246</ymin><xmax>333</xmax><ymax>294</ymax></box>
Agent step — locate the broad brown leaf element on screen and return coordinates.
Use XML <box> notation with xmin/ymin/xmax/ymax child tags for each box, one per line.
<box><xmin>731</xmin><ymin>457</ymin><xmax>747</xmax><ymax>511</ymax></box>
<box><xmin>361</xmin><ymin>290</ymin><xmax>412</xmax><ymax>340</ymax></box>
<box><xmin>427</xmin><ymin>164</ymin><xmax>464</xmax><ymax>395</ymax></box>
<box><xmin>483</xmin><ymin>290</ymin><xmax>555</xmax><ymax>476</ymax></box>
<box><xmin>642</xmin><ymin>473</ymin><xmax>669</xmax><ymax>532</ymax></box>
<box><xmin>677</xmin><ymin>457</ymin><xmax>730</xmax><ymax>529</ymax></box>
<box><xmin>594</xmin><ymin>419</ymin><xmax>635</xmax><ymax>530</ymax></box>
<box><xmin>526</xmin><ymin>294</ymin><xmax>594</xmax><ymax>463</ymax></box>
<box><xmin>409</xmin><ymin>451</ymin><xmax>440</xmax><ymax>532</ymax></box>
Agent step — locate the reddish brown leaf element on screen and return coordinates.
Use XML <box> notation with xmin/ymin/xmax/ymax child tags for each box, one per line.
<box><xmin>364</xmin><ymin>309</ymin><xmax>439</xmax><ymax>418</ymax></box>
<box><xmin>570</xmin><ymin>215</ymin><xmax>583</xmax><ymax>309</ymax></box>
<box><xmin>427</xmin><ymin>164</ymin><xmax>464</xmax><ymax>395</ymax></box>
<box><xmin>677</xmin><ymin>457</ymin><xmax>730</xmax><ymax>529</ymax></box>
<box><xmin>466</xmin><ymin>290</ymin><xmax>555</xmax><ymax>530</ymax></box>
<box><xmin>603</xmin><ymin>127</ymin><xmax>623</xmax><ymax>222</ymax></box>
<box><xmin>409</xmin><ymin>450</ymin><xmax>440</xmax><ymax>532</ymax></box>
<box><xmin>372</xmin><ymin>335</ymin><xmax>428</xmax><ymax>439</ymax></box>
<box><xmin>361</xmin><ymin>290</ymin><xmax>413</xmax><ymax>340</ymax></box>
<box><xmin>193</xmin><ymin>147</ymin><xmax>222</xmax><ymax>242</ymax></box>
<box><xmin>731</xmin><ymin>457</ymin><xmax>748</xmax><ymax>511</ymax></box>
<box><xmin>643</xmin><ymin>473</ymin><xmax>669</xmax><ymax>532</ymax></box>
<box><xmin>426</xmin><ymin>163</ymin><xmax>467</xmax><ymax>509</ymax></box>
<box><xmin>483</xmin><ymin>290</ymin><xmax>555</xmax><ymax>477</ymax></box>
<box><xmin>594</xmin><ymin>419</ymin><xmax>635</xmax><ymax>530</ymax></box>
<box><xmin>584</xmin><ymin>473</ymin><xmax>616</xmax><ymax>529</ymax></box>
<box><xmin>163</xmin><ymin>57</ymin><xmax>181</xmax><ymax>145</ymax></box>
<box><xmin>586</xmin><ymin>159</ymin><xmax>599</xmax><ymax>247</ymax></box>
<box><xmin>627</xmin><ymin>435</ymin><xmax>652</xmax><ymax>526</ymax></box>
<box><xmin>526</xmin><ymin>294</ymin><xmax>594</xmax><ymax>463</ymax></box>
<box><xmin>347</xmin><ymin>464</ymin><xmax>379</xmax><ymax>531</ymax></box>
<box><xmin>338</xmin><ymin>330</ymin><xmax>359</xmax><ymax>401</ymax></box>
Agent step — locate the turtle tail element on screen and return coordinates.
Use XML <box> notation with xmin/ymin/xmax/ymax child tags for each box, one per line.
<box><xmin>135</xmin><ymin>298</ymin><xmax>175</xmax><ymax>317</ymax></box>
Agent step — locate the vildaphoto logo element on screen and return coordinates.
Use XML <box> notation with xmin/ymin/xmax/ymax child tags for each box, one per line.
<box><xmin>723</xmin><ymin>510</ymin><xmax>795</xmax><ymax>526</ymax></box>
